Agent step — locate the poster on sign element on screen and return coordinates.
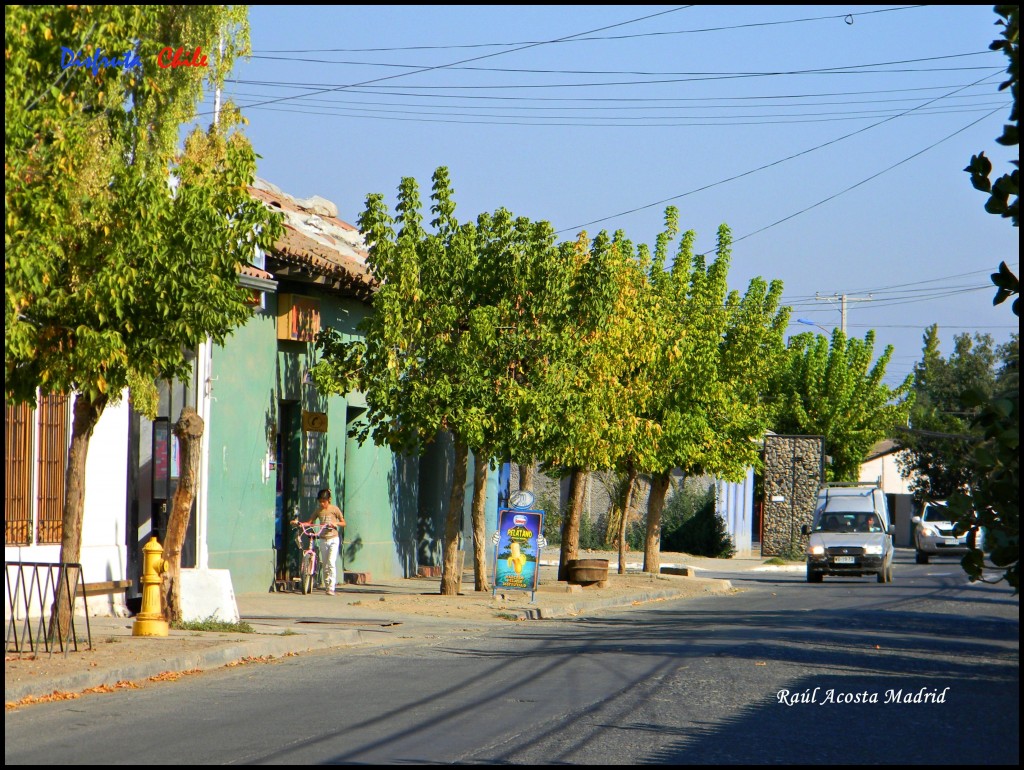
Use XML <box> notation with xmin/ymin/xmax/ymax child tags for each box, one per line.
<box><xmin>493</xmin><ymin>508</ymin><xmax>544</xmax><ymax>599</ymax></box>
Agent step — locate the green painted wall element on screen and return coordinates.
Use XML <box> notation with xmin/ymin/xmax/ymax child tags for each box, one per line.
<box><xmin>206</xmin><ymin>290</ymin><xmax>382</xmax><ymax>592</ymax></box>
<box><xmin>206</xmin><ymin>288</ymin><xmax>500</xmax><ymax>593</ymax></box>
<box><xmin>205</xmin><ymin>304</ymin><xmax>280</xmax><ymax>592</ymax></box>
<box><xmin>416</xmin><ymin>434</ymin><xmax>501</xmax><ymax>569</ymax></box>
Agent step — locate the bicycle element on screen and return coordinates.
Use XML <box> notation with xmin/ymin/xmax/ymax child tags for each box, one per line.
<box><xmin>291</xmin><ymin>520</ymin><xmax>330</xmax><ymax>595</ymax></box>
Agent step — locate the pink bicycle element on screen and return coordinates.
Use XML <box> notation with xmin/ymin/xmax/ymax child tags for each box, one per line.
<box><xmin>291</xmin><ymin>521</ymin><xmax>330</xmax><ymax>595</ymax></box>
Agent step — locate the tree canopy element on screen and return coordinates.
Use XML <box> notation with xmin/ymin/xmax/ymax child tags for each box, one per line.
<box><xmin>897</xmin><ymin>326</ymin><xmax>1017</xmax><ymax>500</ymax></box>
<box><xmin>312</xmin><ymin>168</ymin><xmax>569</xmax><ymax>593</ymax></box>
<box><xmin>631</xmin><ymin>211</ymin><xmax>788</xmax><ymax>571</ymax></box>
<box><xmin>5</xmin><ymin>5</ymin><xmax>282</xmax><ymax>566</ymax></box>
<box><xmin>770</xmin><ymin>329</ymin><xmax>914</xmax><ymax>481</ymax></box>
<box><xmin>950</xmin><ymin>5</ymin><xmax>1019</xmax><ymax>591</ymax></box>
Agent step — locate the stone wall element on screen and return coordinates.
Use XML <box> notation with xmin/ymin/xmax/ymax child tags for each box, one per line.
<box><xmin>509</xmin><ymin>464</ymin><xmax>690</xmax><ymax>544</ymax></box>
<box><xmin>761</xmin><ymin>435</ymin><xmax>824</xmax><ymax>557</ymax></box>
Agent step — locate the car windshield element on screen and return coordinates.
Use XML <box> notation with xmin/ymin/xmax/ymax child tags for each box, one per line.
<box><xmin>922</xmin><ymin>505</ymin><xmax>952</xmax><ymax>522</ymax></box>
<box><xmin>816</xmin><ymin>513</ymin><xmax>883</xmax><ymax>533</ymax></box>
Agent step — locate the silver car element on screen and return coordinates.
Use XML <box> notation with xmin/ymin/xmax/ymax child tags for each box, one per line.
<box><xmin>912</xmin><ymin>501</ymin><xmax>982</xmax><ymax>564</ymax></box>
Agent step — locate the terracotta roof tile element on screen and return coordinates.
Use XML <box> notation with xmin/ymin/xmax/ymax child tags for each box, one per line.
<box><xmin>248</xmin><ymin>183</ymin><xmax>376</xmax><ymax>295</ymax></box>
<box><xmin>239</xmin><ymin>263</ymin><xmax>274</xmax><ymax>281</ymax></box>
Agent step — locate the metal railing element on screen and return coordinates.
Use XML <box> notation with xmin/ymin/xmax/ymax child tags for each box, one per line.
<box><xmin>5</xmin><ymin>562</ymin><xmax>92</xmax><ymax>656</ymax></box>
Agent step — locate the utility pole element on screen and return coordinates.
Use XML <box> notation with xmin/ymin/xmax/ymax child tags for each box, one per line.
<box><xmin>815</xmin><ymin>292</ymin><xmax>872</xmax><ymax>333</ymax></box>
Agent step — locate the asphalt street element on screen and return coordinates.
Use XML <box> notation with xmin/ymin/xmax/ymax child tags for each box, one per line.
<box><xmin>5</xmin><ymin>551</ymin><xmax>1018</xmax><ymax>765</ymax></box>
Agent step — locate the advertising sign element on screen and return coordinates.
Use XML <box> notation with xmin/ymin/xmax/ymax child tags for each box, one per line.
<box><xmin>153</xmin><ymin>419</ymin><xmax>170</xmax><ymax>500</ymax></box>
<box><xmin>493</xmin><ymin>508</ymin><xmax>544</xmax><ymax>597</ymax></box>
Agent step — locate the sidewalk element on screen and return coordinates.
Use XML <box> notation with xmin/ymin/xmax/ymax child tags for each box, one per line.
<box><xmin>5</xmin><ymin>551</ymin><xmax>795</xmax><ymax>706</ymax></box>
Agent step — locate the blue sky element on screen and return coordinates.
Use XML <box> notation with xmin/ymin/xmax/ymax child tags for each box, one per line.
<box><xmin>210</xmin><ymin>5</ymin><xmax>1019</xmax><ymax>385</ymax></box>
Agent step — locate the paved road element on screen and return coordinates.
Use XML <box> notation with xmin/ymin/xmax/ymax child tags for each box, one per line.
<box><xmin>5</xmin><ymin>551</ymin><xmax>1018</xmax><ymax>765</ymax></box>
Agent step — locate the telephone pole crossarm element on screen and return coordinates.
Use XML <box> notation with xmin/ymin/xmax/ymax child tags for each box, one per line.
<box><xmin>814</xmin><ymin>292</ymin><xmax>872</xmax><ymax>334</ymax></box>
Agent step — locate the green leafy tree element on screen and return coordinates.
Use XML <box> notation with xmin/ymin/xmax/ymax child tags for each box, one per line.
<box><xmin>948</xmin><ymin>350</ymin><xmax>1018</xmax><ymax>591</ymax></box>
<box><xmin>313</xmin><ymin>170</ymin><xmax>474</xmax><ymax>595</ymax></box>
<box><xmin>938</xmin><ymin>333</ymin><xmax>1019</xmax><ymax>591</ymax></box>
<box><xmin>5</xmin><ymin>6</ymin><xmax>282</xmax><ymax>604</ymax></box>
<box><xmin>897</xmin><ymin>326</ymin><xmax>1013</xmax><ymax>499</ymax></box>
<box><xmin>465</xmin><ymin>207</ymin><xmax>571</xmax><ymax>589</ymax></box>
<box><xmin>640</xmin><ymin>214</ymin><xmax>789</xmax><ymax>573</ymax></box>
<box><xmin>954</xmin><ymin>5</ymin><xmax>1020</xmax><ymax>592</ymax></box>
<box><xmin>771</xmin><ymin>330</ymin><xmax>913</xmax><ymax>481</ymax></box>
<box><xmin>965</xmin><ymin>5</ymin><xmax>1019</xmax><ymax>311</ymax></box>
<box><xmin>532</xmin><ymin>230</ymin><xmax>661</xmax><ymax>580</ymax></box>
<box><xmin>651</xmin><ymin>483</ymin><xmax>735</xmax><ymax>559</ymax></box>
<box><xmin>313</xmin><ymin>169</ymin><xmax>564</xmax><ymax>594</ymax></box>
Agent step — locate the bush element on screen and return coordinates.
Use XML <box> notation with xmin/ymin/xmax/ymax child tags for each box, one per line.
<box><xmin>537</xmin><ymin>492</ymin><xmax>562</xmax><ymax>546</ymax></box>
<box><xmin>659</xmin><ymin>483</ymin><xmax>736</xmax><ymax>559</ymax></box>
<box><xmin>578</xmin><ymin>507</ymin><xmax>606</xmax><ymax>550</ymax></box>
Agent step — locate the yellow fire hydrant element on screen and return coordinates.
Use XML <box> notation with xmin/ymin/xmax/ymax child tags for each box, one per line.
<box><xmin>133</xmin><ymin>536</ymin><xmax>169</xmax><ymax>637</ymax></box>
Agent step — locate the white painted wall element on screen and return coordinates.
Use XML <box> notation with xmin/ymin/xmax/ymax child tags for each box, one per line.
<box><xmin>5</xmin><ymin>394</ymin><xmax>131</xmax><ymax>618</ymax></box>
<box><xmin>858</xmin><ymin>452</ymin><xmax>912</xmax><ymax>495</ymax></box>
<box><xmin>859</xmin><ymin>450</ymin><xmax>917</xmax><ymax>547</ymax></box>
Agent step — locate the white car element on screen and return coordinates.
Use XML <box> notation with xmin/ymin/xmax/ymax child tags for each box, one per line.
<box><xmin>802</xmin><ymin>483</ymin><xmax>895</xmax><ymax>584</ymax></box>
<box><xmin>912</xmin><ymin>501</ymin><xmax>982</xmax><ymax>565</ymax></box>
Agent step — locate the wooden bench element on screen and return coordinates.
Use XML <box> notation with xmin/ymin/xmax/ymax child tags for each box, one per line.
<box><xmin>77</xmin><ymin>579</ymin><xmax>133</xmax><ymax>598</ymax></box>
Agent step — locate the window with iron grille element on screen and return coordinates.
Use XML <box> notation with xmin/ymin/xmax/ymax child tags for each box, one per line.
<box><xmin>4</xmin><ymin>394</ymin><xmax>69</xmax><ymax>546</ymax></box>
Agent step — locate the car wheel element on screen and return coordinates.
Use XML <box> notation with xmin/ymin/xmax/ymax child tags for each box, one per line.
<box><xmin>806</xmin><ymin>567</ymin><xmax>824</xmax><ymax>583</ymax></box>
<box><xmin>915</xmin><ymin>551</ymin><xmax>929</xmax><ymax>564</ymax></box>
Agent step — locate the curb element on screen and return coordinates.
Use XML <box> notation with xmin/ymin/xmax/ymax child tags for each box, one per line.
<box><xmin>513</xmin><ymin>578</ymin><xmax>733</xmax><ymax>620</ymax></box>
<box><xmin>5</xmin><ymin>628</ymin><xmax>364</xmax><ymax>703</ymax></box>
<box><xmin>6</xmin><ymin>578</ymin><xmax>737</xmax><ymax>703</ymax></box>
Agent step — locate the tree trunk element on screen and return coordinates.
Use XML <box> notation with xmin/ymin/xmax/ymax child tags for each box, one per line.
<box><xmin>558</xmin><ymin>467</ymin><xmax>588</xmax><ymax>581</ymax></box>
<box><xmin>162</xmin><ymin>407</ymin><xmax>204</xmax><ymax>622</ymax></box>
<box><xmin>644</xmin><ymin>471</ymin><xmax>672</xmax><ymax>574</ymax></box>
<box><xmin>53</xmin><ymin>392</ymin><xmax>108</xmax><ymax>640</ymax></box>
<box><xmin>617</xmin><ymin>465</ymin><xmax>638</xmax><ymax>575</ymax></box>
<box><xmin>604</xmin><ymin>493</ymin><xmax>621</xmax><ymax>547</ymax></box>
<box><xmin>440</xmin><ymin>434</ymin><xmax>469</xmax><ymax>595</ymax></box>
<box><xmin>519</xmin><ymin>460</ymin><xmax>535</xmax><ymax>492</ymax></box>
<box><xmin>471</xmin><ymin>448</ymin><xmax>490</xmax><ymax>592</ymax></box>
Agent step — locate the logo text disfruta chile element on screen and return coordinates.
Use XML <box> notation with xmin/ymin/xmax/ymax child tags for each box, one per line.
<box><xmin>157</xmin><ymin>46</ymin><xmax>209</xmax><ymax>69</ymax></box>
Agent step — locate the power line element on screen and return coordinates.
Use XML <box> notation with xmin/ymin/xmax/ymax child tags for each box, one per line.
<box><xmin>224</xmin><ymin>98</ymin><xmax>1008</xmax><ymax>127</ymax></box>
<box><xmin>246</xmin><ymin>49</ymin><xmax>993</xmax><ymax>78</ymax></box>
<box><xmin>787</xmin><ymin>282</ymin><xmax>990</xmax><ymax>304</ymax></box>
<box><xmin>813</xmin><ymin>293</ymin><xmax>874</xmax><ymax>333</ymax></box>
<box><xmin>252</xmin><ymin>7</ymin><xmax>928</xmax><ymax>53</ymax></box>
<box><xmin>724</xmin><ymin>106</ymin><xmax>1003</xmax><ymax>249</ymax></box>
<box><xmin>845</xmin><ymin>324</ymin><xmax>1019</xmax><ymax>329</ymax></box>
<box><xmin>787</xmin><ymin>285</ymin><xmax>994</xmax><ymax>311</ymax></box>
<box><xmin>557</xmin><ymin>72</ymin><xmax>1003</xmax><ymax>234</ymax></box>
<box><xmin>217</xmin><ymin>86</ymin><xmax>1006</xmax><ymax>112</ymax></box>
<box><xmin>203</xmin><ymin>6</ymin><xmax>694</xmax><ymax>117</ymax></box>
<box><xmin>782</xmin><ymin>264</ymin><xmax>1020</xmax><ymax>302</ymax></box>
<box><xmin>240</xmin><ymin>64</ymin><xmax>999</xmax><ymax>92</ymax></box>
<box><xmin>224</xmin><ymin>79</ymin><xmax>999</xmax><ymax>104</ymax></box>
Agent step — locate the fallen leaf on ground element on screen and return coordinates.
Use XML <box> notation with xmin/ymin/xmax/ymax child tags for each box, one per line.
<box><xmin>226</xmin><ymin>655</ymin><xmax>274</xmax><ymax>667</ymax></box>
